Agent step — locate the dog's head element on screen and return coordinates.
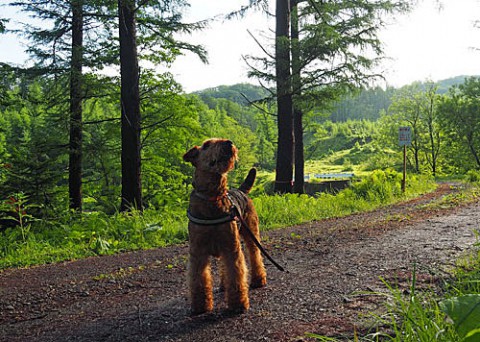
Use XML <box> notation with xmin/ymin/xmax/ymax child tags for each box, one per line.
<box><xmin>183</xmin><ymin>138</ymin><xmax>238</xmax><ymax>174</ymax></box>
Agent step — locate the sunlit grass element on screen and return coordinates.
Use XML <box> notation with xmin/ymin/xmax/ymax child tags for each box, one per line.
<box><xmin>0</xmin><ymin>169</ymin><xmax>440</xmax><ymax>269</ymax></box>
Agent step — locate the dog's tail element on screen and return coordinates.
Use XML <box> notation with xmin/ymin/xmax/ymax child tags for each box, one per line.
<box><xmin>238</xmin><ymin>168</ymin><xmax>256</xmax><ymax>194</ymax></box>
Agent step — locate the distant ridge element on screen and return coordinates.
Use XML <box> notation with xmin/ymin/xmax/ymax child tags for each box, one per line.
<box><xmin>431</xmin><ymin>75</ymin><xmax>479</xmax><ymax>93</ymax></box>
<box><xmin>193</xmin><ymin>75</ymin><xmax>480</xmax><ymax>121</ymax></box>
<box><xmin>193</xmin><ymin>83</ymin><xmax>271</xmax><ymax>106</ymax></box>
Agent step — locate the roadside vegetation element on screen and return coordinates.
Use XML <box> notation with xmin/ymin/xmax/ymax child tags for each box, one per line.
<box><xmin>2</xmin><ymin>77</ymin><xmax>480</xmax><ymax>269</ymax></box>
<box><xmin>0</xmin><ymin>169</ymin><xmax>435</xmax><ymax>269</ymax></box>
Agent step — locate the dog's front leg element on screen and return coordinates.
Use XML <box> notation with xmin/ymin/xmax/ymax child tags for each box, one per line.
<box><xmin>221</xmin><ymin>231</ymin><xmax>250</xmax><ymax>313</ymax></box>
<box><xmin>188</xmin><ymin>252</ymin><xmax>213</xmax><ymax>315</ymax></box>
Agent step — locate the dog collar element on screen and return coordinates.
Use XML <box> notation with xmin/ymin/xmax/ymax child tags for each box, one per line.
<box><xmin>187</xmin><ymin>209</ymin><xmax>237</xmax><ymax>226</ymax></box>
<box><xmin>192</xmin><ymin>190</ymin><xmax>227</xmax><ymax>202</ymax></box>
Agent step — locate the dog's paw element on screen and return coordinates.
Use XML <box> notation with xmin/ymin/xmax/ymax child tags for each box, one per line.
<box><xmin>225</xmin><ymin>305</ymin><xmax>249</xmax><ymax>316</ymax></box>
<box><xmin>250</xmin><ymin>277</ymin><xmax>267</xmax><ymax>289</ymax></box>
<box><xmin>190</xmin><ymin>307</ymin><xmax>213</xmax><ymax>316</ymax></box>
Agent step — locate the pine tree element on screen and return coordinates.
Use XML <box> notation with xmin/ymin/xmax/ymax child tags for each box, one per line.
<box><xmin>118</xmin><ymin>0</ymin><xmax>142</xmax><ymax>211</ymax></box>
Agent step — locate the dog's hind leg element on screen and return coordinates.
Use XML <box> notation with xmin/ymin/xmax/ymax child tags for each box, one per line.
<box><xmin>188</xmin><ymin>253</ymin><xmax>214</xmax><ymax>315</ymax></box>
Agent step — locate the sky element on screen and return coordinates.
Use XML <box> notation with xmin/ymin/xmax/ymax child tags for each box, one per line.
<box><xmin>1</xmin><ymin>0</ymin><xmax>480</xmax><ymax>92</ymax></box>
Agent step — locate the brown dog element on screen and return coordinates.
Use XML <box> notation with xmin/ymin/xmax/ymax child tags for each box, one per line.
<box><xmin>183</xmin><ymin>138</ymin><xmax>267</xmax><ymax>315</ymax></box>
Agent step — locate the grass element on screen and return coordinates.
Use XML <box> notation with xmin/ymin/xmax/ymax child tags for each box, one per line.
<box><xmin>0</xmin><ymin>169</ymin><xmax>435</xmax><ymax>269</ymax></box>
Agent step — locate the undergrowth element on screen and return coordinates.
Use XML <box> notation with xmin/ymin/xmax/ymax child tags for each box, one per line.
<box><xmin>1</xmin><ymin>169</ymin><xmax>435</xmax><ymax>269</ymax></box>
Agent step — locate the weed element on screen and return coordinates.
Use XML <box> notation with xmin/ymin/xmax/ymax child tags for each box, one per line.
<box><xmin>93</xmin><ymin>265</ymin><xmax>146</xmax><ymax>281</ymax></box>
<box><xmin>0</xmin><ymin>193</ymin><xmax>37</xmax><ymax>242</ymax></box>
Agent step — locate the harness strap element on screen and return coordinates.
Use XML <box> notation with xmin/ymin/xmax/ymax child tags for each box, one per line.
<box><xmin>186</xmin><ymin>192</ymin><xmax>286</xmax><ymax>272</ymax></box>
<box><xmin>187</xmin><ymin>210</ymin><xmax>235</xmax><ymax>226</ymax></box>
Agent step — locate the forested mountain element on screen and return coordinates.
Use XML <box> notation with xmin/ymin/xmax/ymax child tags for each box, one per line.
<box><xmin>195</xmin><ymin>76</ymin><xmax>474</xmax><ymax>122</ymax></box>
<box><xmin>329</xmin><ymin>86</ymin><xmax>395</xmax><ymax>122</ymax></box>
<box><xmin>434</xmin><ymin>75</ymin><xmax>473</xmax><ymax>93</ymax></box>
<box><xmin>194</xmin><ymin>83</ymin><xmax>272</xmax><ymax>107</ymax></box>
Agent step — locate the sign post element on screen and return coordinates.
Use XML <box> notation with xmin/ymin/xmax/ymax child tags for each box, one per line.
<box><xmin>399</xmin><ymin>126</ymin><xmax>411</xmax><ymax>193</ymax></box>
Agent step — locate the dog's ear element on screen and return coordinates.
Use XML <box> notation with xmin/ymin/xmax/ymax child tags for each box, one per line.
<box><xmin>183</xmin><ymin>146</ymin><xmax>200</xmax><ymax>165</ymax></box>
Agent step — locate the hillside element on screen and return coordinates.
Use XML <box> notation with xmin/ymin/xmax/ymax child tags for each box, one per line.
<box><xmin>194</xmin><ymin>75</ymin><xmax>476</xmax><ymax>122</ymax></box>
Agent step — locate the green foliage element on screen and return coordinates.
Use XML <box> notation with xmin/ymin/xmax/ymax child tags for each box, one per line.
<box><xmin>0</xmin><ymin>193</ymin><xmax>37</xmax><ymax>242</ymax></box>
<box><xmin>437</xmin><ymin>77</ymin><xmax>480</xmax><ymax>171</ymax></box>
<box><xmin>330</xmin><ymin>86</ymin><xmax>395</xmax><ymax>121</ymax></box>
<box><xmin>440</xmin><ymin>295</ymin><xmax>480</xmax><ymax>341</ymax></box>
<box><xmin>367</xmin><ymin>273</ymin><xmax>458</xmax><ymax>341</ymax></box>
<box><xmin>307</xmin><ymin>120</ymin><xmax>377</xmax><ymax>161</ymax></box>
<box><xmin>195</xmin><ymin>83</ymin><xmax>271</xmax><ymax>106</ymax></box>
<box><xmin>0</xmin><ymin>206</ymin><xmax>188</xmax><ymax>268</ymax></box>
<box><xmin>466</xmin><ymin>170</ymin><xmax>480</xmax><ymax>184</ymax></box>
<box><xmin>254</xmin><ymin>170</ymin><xmax>434</xmax><ymax>231</ymax></box>
<box><xmin>350</xmin><ymin>169</ymin><xmax>403</xmax><ymax>203</ymax></box>
<box><xmin>0</xmin><ymin>170</ymin><xmax>435</xmax><ymax>268</ymax></box>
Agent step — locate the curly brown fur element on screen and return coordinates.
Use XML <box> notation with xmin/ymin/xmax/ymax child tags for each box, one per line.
<box><xmin>183</xmin><ymin>138</ymin><xmax>267</xmax><ymax>315</ymax></box>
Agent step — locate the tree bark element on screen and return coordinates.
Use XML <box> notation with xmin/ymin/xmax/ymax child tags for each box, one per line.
<box><xmin>467</xmin><ymin>133</ymin><xmax>480</xmax><ymax>169</ymax></box>
<box><xmin>291</xmin><ymin>0</ymin><xmax>304</xmax><ymax>194</ymax></box>
<box><xmin>119</xmin><ymin>0</ymin><xmax>142</xmax><ymax>211</ymax></box>
<box><xmin>274</xmin><ymin>0</ymin><xmax>293</xmax><ymax>194</ymax></box>
<box><xmin>69</xmin><ymin>0</ymin><xmax>83</xmax><ymax>211</ymax></box>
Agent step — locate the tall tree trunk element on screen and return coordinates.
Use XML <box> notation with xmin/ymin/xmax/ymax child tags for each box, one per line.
<box><xmin>291</xmin><ymin>0</ymin><xmax>304</xmax><ymax>194</ymax></box>
<box><xmin>274</xmin><ymin>0</ymin><xmax>293</xmax><ymax>194</ymax></box>
<box><xmin>467</xmin><ymin>133</ymin><xmax>480</xmax><ymax>169</ymax></box>
<box><xmin>69</xmin><ymin>0</ymin><xmax>83</xmax><ymax>211</ymax></box>
<box><xmin>119</xmin><ymin>0</ymin><xmax>142</xmax><ymax>211</ymax></box>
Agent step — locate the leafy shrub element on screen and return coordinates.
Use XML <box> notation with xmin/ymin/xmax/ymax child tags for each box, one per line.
<box><xmin>440</xmin><ymin>295</ymin><xmax>480</xmax><ymax>341</ymax></box>
<box><xmin>466</xmin><ymin>170</ymin><xmax>480</xmax><ymax>183</ymax></box>
<box><xmin>255</xmin><ymin>169</ymin><xmax>434</xmax><ymax>231</ymax></box>
<box><xmin>350</xmin><ymin>169</ymin><xmax>402</xmax><ymax>203</ymax></box>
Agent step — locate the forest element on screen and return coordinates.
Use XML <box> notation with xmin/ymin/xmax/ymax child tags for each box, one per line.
<box><xmin>1</xmin><ymin>0</ymin><xmax>480</xmax><ymax>269</ymax></box>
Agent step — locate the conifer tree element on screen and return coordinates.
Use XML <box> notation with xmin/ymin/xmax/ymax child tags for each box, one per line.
<box><xmin>248</xmin><ymin>0</ymin><xmax>410</xmax><ymax>193</ymax></box>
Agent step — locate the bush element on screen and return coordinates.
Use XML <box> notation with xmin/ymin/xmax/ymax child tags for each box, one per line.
<box><xmin>466</xmin><ymin>170</ymin><xmax>480</xmax><ymax>183</ymax></box>
<box><xmin>351</xmin><ymin>169</ymin><xmax>403</xmax><ymax>203</ymax></box>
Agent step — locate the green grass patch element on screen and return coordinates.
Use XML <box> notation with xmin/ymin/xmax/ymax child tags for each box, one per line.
<box><xmin>255</xmin><ymin>169</ymin><xmax>435</xmax><ymax>230</ymax></box>
<box><xmin>0</xmin><ymin>169</ymin><xmax>435</xmax><ymax>269</ymax></box>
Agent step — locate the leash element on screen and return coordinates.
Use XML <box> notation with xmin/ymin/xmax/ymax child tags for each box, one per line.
<box><xmin>227</xmin><ymin>194</ymin><xmax>286</xmax><ymax>272</ymax></box>
<box><xmin>186</xmin><ymin>191</ymin><xmax>286</xmax><ymax>272</ymax></box>
<box><xmin>233</xmin><ymin>207</ymin><xmax>286</xmax><ymax>272</ymax></box>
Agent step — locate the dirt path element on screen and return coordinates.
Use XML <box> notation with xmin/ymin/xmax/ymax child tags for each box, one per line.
<box><xmin>1</xmin><ymin>183</ymin><xmax>479</xmax><ymax>341</ymax></box>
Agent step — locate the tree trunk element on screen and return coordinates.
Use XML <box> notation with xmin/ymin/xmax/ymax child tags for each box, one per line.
<box><xmin>69</xmin><ymin>0</ymin><xmax>83</xmax><ymax>211</ymax></box>
<box><xmin>467</xmin><ymin>133</ymin><xmax>480</xmax><ymax>169</ymax></box>
<box><xmin>274</xmin><ymin>0</ymin><xmax>293</xmax><ymax>194</ymax></box>
<box><xmin>291</xmin><ymin>0</ymin><xmax>304</xmax><ymax>194</ymax></box>
<box><xmin>119</xmin><ymin>0</ymin><xmax>142</xmax><ymax>211</ymax></box>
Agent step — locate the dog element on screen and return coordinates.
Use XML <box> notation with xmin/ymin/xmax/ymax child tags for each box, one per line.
<box><xmin>183</xmin><ymin>138</ymin><xmax>267</xmax><ymax>315</ymax></box>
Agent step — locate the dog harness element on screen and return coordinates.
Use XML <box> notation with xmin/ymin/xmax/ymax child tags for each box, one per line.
<box><xmin>186</xmin><ymin>189</ymin><xmax>247</xmax><ymax>226</ymax></box>
<box><xmin>187</xmin><ymin>190</ymin><xmax>286</xmax><ymax>272</ymax></box>
<box><xmin>186</xmin><ymin>210</ymin><xmax>236</xmax><ymax>226</ymax></box>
